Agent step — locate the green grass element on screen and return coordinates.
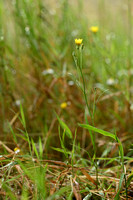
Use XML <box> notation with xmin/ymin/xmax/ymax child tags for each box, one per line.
<box><xmin>0</xmin><ymin>0</ymin><xmax>133</xmax><ymax>199</ymax></box>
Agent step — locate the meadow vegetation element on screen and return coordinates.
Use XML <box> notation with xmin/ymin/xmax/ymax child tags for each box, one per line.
<box><xmin>0</xmin><ymin>0</ymin><xmax>133</xmax><ymax>199</ymax></box>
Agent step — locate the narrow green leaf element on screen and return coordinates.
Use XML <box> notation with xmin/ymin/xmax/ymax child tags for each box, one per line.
<box><xmin>84</xmin><ymin>111</ymin><xmax>95</xmax><ymax>150</ymax></box>
<box><xmin>2</xmin><ymin>184</ymin><xmax>17</xmax><ymax>200</ymax></box>
<box><xmin>16</xmin><ymin>134</ymin><xmax>28</xmax><ymax>141</ymax></box>
<box><xmin>117</xmin><ymin>139</ymin><xmax>124</xmax><ymax>164</ymax></box>
<box><xmin>71</xmin><ymin>129</ymin><xmax>77</xmax><ymax>167</ymax></box>
<box><xmin>31</xmin><ymin>139</ymin><xmax>39</xmax><ymax>159</ymax></box>
<box><xmin>105</xmin><ymin>157</ymin><xmax>118</xmax><ymax>166</ymax></box>
<box><xmin>52</xmin><ymin>147</ymin><xmax>70</xmax><ymax>155</ymax></box>
<box><xmin>78</xmin><ymin>124</ymin><xmax>116</xmax><ymax>140</ymax></box>
<box><xmin>114</xmin><ymin>173</ymin><xmax>125</xmax><ymax>200</ymax></box>
<box><xmin>118</xmin><ymin>173</ymin><xmax>125</xmax><ymax>190</ymax></box>
<box><xmin>127</xmin><ymin>173</ymin><xmax>133</xmax><ymax>188</ymax></box>
<box><xmin>47</xmin><ymin>186</ymin><xmax>70</xmax><ymax>200</ymax></box>
<box><xmin>39</xmin><ymin>137</ymin><xmax>43</xmax><ymax>159</ymax></box>
<box><xmin>8</xmin><ymin>123</ymin><xmax>17</xmax><ymax>143</ymax></box>
<box><xmin>20</xmin><ymin>104</ymin><xmax>26</xmax><ymax>129</ymax></box>
<box><xmin>58</xmin><ymin>127</ymin><xmax>68</xmax><ymax>158</ymax></box>
<box><xmin>55</xmin><ymin>113</ymin><xmax>72</xmax><ymax>139</ymax></box>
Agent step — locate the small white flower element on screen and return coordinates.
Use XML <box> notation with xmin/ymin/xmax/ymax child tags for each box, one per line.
<box><xmin>107</xmin><ymin>78</ymin><xmax>115</xmax><ymax>86</ymax></box>
<box><xmin>15</xmin><ymin>100</ymin><xmax>21</xmax><ymax>106</ymax></box>
<box><xmin>14</xmin><ymin>147</ymin><xmax>20</xmax><ymax>154</ymax></box>
<box><xmin>25</xmin><ymin>26</ymin><xmax>30</xmax><ymax>35</ymax></box>
<box><xmin>68</xmin><ymin>80</ymin><xmax>74</xmax><ymax>86</ymax></box>
<box><xmin>42</xmin><ymin>69</ymin><xmax>54</xmax><ymax>75</ymax></box>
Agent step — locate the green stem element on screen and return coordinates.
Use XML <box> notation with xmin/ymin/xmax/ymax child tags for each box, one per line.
<box><xmin>78</xmin><ymin>46</ymin><xmax>92</xmax><ymax>120</ymax></box>
<box><xmin>78</xmin><ymin>45</ymin><xmax>98</xmax><ymax>185</ymax></box>
<box><xmin>117</xmin><ymin>136</ymin><xmax>128</xmax><ymax>200</ymax></box>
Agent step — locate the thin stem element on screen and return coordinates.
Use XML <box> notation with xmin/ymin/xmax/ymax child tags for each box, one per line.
<box><xmin>78</xmin><ymin>46</ymin><xmax>92</xmax><ymax>121</ymax></box>
<box><xmin>78</xmin><ymin>45</ymin><xmax>98</xmax><ymax>186</ymax></box>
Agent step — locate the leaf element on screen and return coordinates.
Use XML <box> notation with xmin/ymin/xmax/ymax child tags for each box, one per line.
<box><xmin>16</xmin><ymin>133</ymin><xmax>28</xmax><ymax>141</ymax></box>
<box><xmin>105</xmin><ymin>157</ymin><xmax>118</xmax><ymax>166</ymax></box>
<box><xmin>2</xmin><ymin>184</ymin><xmax>17</xmax><ymax>200</ymax></box>
<box><xmin>117</xmin><ymin>139</ymin><xmax>124</xmax><ymax>164</ymax></box>
<box><xmin>114</xmin><ymin>173</ymin><xmax>125</xmax><ymax>200</ymax></box>
<box><xmin>118</xmin><ymin>173</ymin><xmax>125</xmax><ymax>190</ymax></box>
<box><xmin>20</xmin><ymin>103</ymin><xmax>26</xmax><ymax>129</ymax></box>
<box><xmin>84</xmin><ymin>111</ymin><xmax>95</xmax><ymax>149</ymax></box>
<box><xmin>31</xmin><ymin>139</ymin><xmax>39</xmax><ymax>159</ymax></box>
<box><xmin>80</xmin><ymin>169</ymin><xmax>97</xmax><ymax>186</ymax></box>
<box><xmin>83</xmin><ymin>193</ymin><xmax>92</xmax><ymax>200</ymax></box>
<box><xmin>47</xmin><ymin>186</ymin><xmax>70</xmax><ymax>200</ymax></box>
<box><xmin>8</xmin><ymin>123</ymin><xmax>17</xmax><ymax>143</ymax></box>
<box><xmin>78</xmin><ymin>124</ymin><xmax>116</xmax><ymax>140</ymax></box>
<box><xmin>55</xmin><ymin>112</ymin><xmax>72</xmax><ymax>139</ymax></box>
<box><xmin>58</xmin><ymin>128</ymin><xmax>69</xmax><ymax>158</ymax></box>
<box><xmin>127</xmin><ymin>173</ymin><xmax>133</xmax><ymax>188</ymax></box>
<box><xmin>51</xmin><ymin>147</ymin><xmax>70</xmax><ymax>155</ymax></box>
<box><xmin>39</xmin><ymin>137</ymin><xmax>43</xmax><ymax>159</ymax></box>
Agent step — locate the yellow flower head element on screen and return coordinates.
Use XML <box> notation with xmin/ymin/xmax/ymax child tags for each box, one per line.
<box><xmin>14</xmin><ymin>147</ymin><xmax>20</xmax><ymax>154</ymax></box>
<box><xmin>60</xmin><ymin>102</ymin><xmax>67</xmax><ymax>109</ymax></box>
<box><xmin>75</xmin><ymin>38</ymin><xmax>83</xmax><ymax>45</ymax></box>
<box><xmin>90</xmin><ymin>26</ymin><xmax>99</xmax><ymax>33</ymax></box>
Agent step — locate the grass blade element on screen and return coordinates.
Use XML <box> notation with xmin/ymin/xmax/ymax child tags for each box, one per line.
<box><xmin>78</xmin><ymin>123</ymin><xmax>116</xmax><ymax>140</ymax></box>
<box><xmin>55</xmin><ymin>112</ymin><xmax>72</xmax><ymax>139</ymax></box>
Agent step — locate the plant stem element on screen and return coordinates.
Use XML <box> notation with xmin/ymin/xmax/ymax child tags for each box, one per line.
<box><xmin>78</xmin><ymin>45</ymin><xmax>98</xmax><ymax>186</ymax></box>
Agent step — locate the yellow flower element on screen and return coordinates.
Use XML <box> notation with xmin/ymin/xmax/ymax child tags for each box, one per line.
<box><xmin>14</xmin><ymin>147</ymin><xmax>20</xmax><ymax>154</ymax></box>
<box><xmin>90</xmin><ymin>26</ymin><xmax>99</xmax><ymax>33</ymax></box>
<box><xmin>60</xmin><ymin>102</ymin><xmax>67</xmax><ymax>109</ymax></box>
<box><xmin>75</xmin><ymin>38</ymin><xmax>83</xmax><ymax>45</ymax></box>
